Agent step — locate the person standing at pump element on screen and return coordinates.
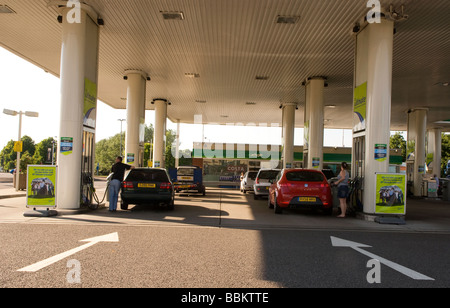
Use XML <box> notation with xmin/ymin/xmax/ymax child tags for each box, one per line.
<box><xmin>109</xmin><ymin>156</ymin><xmax>134</xmax><ymax>212</ymax></box>
<box><xmin>334</xmin><ymin>162</ymin><xmax>349</xmax><ymax>218</ymax></box>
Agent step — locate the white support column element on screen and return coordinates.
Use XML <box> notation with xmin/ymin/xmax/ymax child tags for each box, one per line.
<box><xmin>427</xmin><ymin>128</ymin><xmax>442</xmax><ymax>176</ymax></box>
<box><xmin>124</xmin><ymin>70</ymin><xmax>148</xmax><ymax>167</ymax></box>
<box><xmin>353</xmin><ymin>18</ymin><xmax>394</xmax><ymax>214</ymax></box>
<box><xmin>57</xmin><ymin>7</ymin><xmax>99</xmax><ymax>210</ymax></box>
<box><xmin>304</xmin><ymin>77</ymin><xmax>325</xmax><ymax>170</ymax></box>
<box><xmin>152</xmin><ymin>99</ymin><xmax>168</xmax><ymax>168</ymax></box>
<box><xmin>407</xmin><ymin>109</ymin><xmax>427</xmax><ymax>196</ymax></box>
<box><xmin>282</xmin><ymin>103</ymin><xmax>296</xmax><ymax>169</ymax></box>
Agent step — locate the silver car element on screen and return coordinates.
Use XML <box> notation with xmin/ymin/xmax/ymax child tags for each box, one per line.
<box><xmin>253</xmin><ymin>169</ymin><xmax>281</xmax><ymax>200</ymax></box>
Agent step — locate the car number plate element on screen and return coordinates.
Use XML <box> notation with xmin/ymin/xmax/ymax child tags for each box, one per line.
<box><xmin>299</xmin><ymin>197</ymin><xmax>316</xmax><ymax>202</ymax></box>
<box><xmin>138</xmin><ymin>183</ymin><xmax>156</xmax><ymax>188</ymax></box>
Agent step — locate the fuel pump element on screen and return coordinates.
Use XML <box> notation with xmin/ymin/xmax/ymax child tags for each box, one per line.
<box><xmin>351</xmin><ymin>135</ymin><xmax>365</xmax><ymax>205</ymax></box>
<box><xmin>81</xmin><ymin>127</ymin><xmax>95</xmax><ymax>207</ymax></box>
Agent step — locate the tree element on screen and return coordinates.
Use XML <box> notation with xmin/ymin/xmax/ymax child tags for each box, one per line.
<box><xmin>95</xmin><ymin>124</ymin><xmax>192</xmax><ymax>173</ymax></box>
<box><xmin>165</xmin><ymin>129</ymin><xmax>177</xmax><ymax>169</ymax></box>
<box><xmin>95</xmin><ymin>133</ymin><xmax>123</xmax><ymax>175</ymax></box>
<box><xmin>33</xmin><ymin>137</ymin><xmax>56</xmax><ymax>165</ymax></box>
<box><xmin>390</xmin><ymin>132</ymin><xmax>406</xmax><ymax>162</ymax></box>
<box><xmin>21</xmin><ymin>135</ymin><xmax>36</xmax><ymax>157</ymax></box>
<box><xmin>20</xmin><ymin>152</ymin><xmax>35</xmax><ymax>172</ymax></box>
<box><xmin>0</xmin><ymin>140</ymin><xmax>16</xmax><ymax>171</ymax></box>
<box><xmin>144</xmin><ymin>124</ymin><xmax>154</xmax><ymax>144</ymax></box>
<box><xmin>0</xmin><ymin>135</ymin><xmax>36</xmax><ymax>171</ymax></box>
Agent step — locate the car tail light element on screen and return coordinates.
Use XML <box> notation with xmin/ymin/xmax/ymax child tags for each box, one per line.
<box><xmin>255</xmin><ymin>178</ymin><xmax>259</xmax><ymax>184</ymax></box>
<box><xmin>123</xmin><ymin>182</ymin><xmax>133</xmax><ymax>189</ymax></box>
<box><xmin>320</xmin><ymin>183</ymin><xmax>330</xmax><ymax>188</ymax></box>
<box><xmin>160</xmin><ymin>182</ymin><xmax>172</xmax><ymax>189</ymax></box>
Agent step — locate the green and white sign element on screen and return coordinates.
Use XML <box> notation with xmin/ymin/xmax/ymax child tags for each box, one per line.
<box><xmin>127</xmin><ymin>153</ymin><xmax>135</xmax><ymax>164</ymax></box>
<box><xmin>374</xmin><ymin>144</ymin><xmax>387</xmax><ymax>162</ymax></box>
<box><xmin>312</xmin><ymin>157</ymin><xmax>320</xmax><ymax>168</ymax></box>
<box><xmin>83</xmin><ymin>78</ymin><xmax>97</xmax><ymax>128</ymax></box>
<box><xmin>60</xmin><ymin>137</ymin><xmax>73</xmax><ymax>156</ymax></box>
<box><xmin>353</xmin><ymin>82</ymin><xmax>367</xmax><ymax>132</ymax></box>
<box><xmin>406</xmin><ymin>140</ymin><xmax>415</xmax><ymax>161</ymax></box>
<box><xmin>26</xmin><ymin>165</ymin><xmax>57</xmax><ymax>208</ymax></box>
<box><xmin>375</xmin><ymin>173</ymin><xmax>406</xmax><ymax>215</ymax></box>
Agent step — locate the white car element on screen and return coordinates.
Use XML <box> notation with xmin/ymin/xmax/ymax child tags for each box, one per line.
<box><xmin>240</xmin><ymin>171</ymin><xmax>258</xmax><ymax>194</ymax></box>
<box><xmin>253</xmin><ymin>169</ymin><xmax>281</xmax><ymax>200</ymax></box>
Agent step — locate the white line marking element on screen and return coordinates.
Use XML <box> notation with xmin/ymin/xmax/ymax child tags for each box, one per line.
<box><xmin>18</xmin><ymin>232</ymin><xmax>119</xmax><ymax>272</ymax></box>
<box><xmin>330</xmin><ymin>236</ymin><xmax>434</xmax><ymax>281</ymax></box>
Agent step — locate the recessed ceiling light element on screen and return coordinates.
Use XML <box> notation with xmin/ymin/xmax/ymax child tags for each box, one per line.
<box><xmin>185</xmin><ymin>73</ymin><xmax>200</xmax><ymax>78</ymax></box>
<box><xmin>220</xmin><ymin>115</ymin><xmax>229</xmax><ymax>118</ymax></box>
<box><xmin>325</xmin><ymin>105</ymin><xmax>336</xmax><ymax>108</ymax></box>
<box><xmin>161</xmin><ymin>11</ymin><xmax>184</xmax><ymax>20</ymax></box>
<box><xmin>434</xmin><ymin>82</ymin><xmax>449</xmax><ymax>87</ymax></box>
<box><xmin>276</xmin><ymin>15</ymin><xmax>300</xmax><ymax>24</ymax></box>
<box><xmin>0</xmin><ymin>5</ymin><xmax>16</xmax><ymax>14</ymax></box>
<box><xmin>434</xmin><ymin>120</ymin><xmax>450</xmax><ymax>124</ymax></box>
<box><xmin>255</xmin><ymin>76</ymin><xmax>269</xmax><ymax>81</ymax></box>
<box><xmin>245</xmin><ymin>102</ymin><xmax>257</xmax><ymax>105</ymax></box>
<box><xmin>195</xmin><ymin>100</ymin><xmax>207</xmax><ymax>104</ymax></box>
<box><xmin>120</xmin><ymin>97</ymin><xmax>127</xmax><ymax>101</ymax></box>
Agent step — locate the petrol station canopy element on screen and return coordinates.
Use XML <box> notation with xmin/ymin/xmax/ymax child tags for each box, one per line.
<box><xmin>0</xmin><ymin>0</ymin><xmax>449</xmax><ymax>130</ymax></box>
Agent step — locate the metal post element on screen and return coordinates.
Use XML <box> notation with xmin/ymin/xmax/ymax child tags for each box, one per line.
<box><xmin>52</xmin><ymin>138</ymin><xmax>56</xmax><ymax>165</ymax></box>
<box><xmin>175</xmin><ymin>120</ymin><xmax>180</xmax><ymax>168</ymax></box>
<box><xmin>118</xmin><ymin>119</ymin><xmax>125</xmax><ymax>157</ymax></box>
<box><xmin>15</xmin><ymin>112</ymin><xmax>23</xmax><ymax>191</ymax></box>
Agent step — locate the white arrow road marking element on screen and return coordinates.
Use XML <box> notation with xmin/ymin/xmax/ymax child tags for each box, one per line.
<box><xmin>330</xmin><ymin>236</ymin><xmax>434</xmax><ymax>281</ymax></box>
<box><xmin>18</xmin><ymin>232</ymin><xmax>119</xmax><ymax>273</ymax></box>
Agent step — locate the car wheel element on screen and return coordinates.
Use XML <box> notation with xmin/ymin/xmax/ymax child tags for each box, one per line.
<box><xmin>120</xmin><ymin>202</ymin><xmax>128</xmax><ymax>210</ymax></box>
<box><xmin>274</xmin><ymin>198</ymin><xmax>282</xmax><ymax>214</ymax></box>
<box><xmin>243</xmin><ymin>189</ymin><xmax>246</xmax><ymax>194</ymax></box>
<box><xmin>268</xmin><ymin>195</ymin><xmax>274</xmax><ymax>209</ymax></box>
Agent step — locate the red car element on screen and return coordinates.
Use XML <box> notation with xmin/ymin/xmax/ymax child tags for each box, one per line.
<box><xmin>268</xmin><ymin>169</ymin><xmax>333</xmax><ymax>215</ymax></box>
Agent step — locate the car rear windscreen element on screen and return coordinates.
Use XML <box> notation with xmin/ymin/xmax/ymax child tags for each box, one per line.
<box><xmin>258</xmin><ymin>170</ymin><xmax>279</xmax><ymax>179</ymax></box>
<box><xmin>125</xmin><ymin>170</ymin><xmax>169</xmax><ymax>182</ymax></box>
<box><xmin>248</xmin><ymin>172</ymin><xmax>258</xmax><ymax>180</ymax></box>
<box><xmin>286</xmin><ymin>171</ymin><xmax>325</xmax><ymax>182</ymax></box>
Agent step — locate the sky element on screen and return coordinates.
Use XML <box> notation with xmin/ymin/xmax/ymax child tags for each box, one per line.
<box><xmin>0</xmin><ymin>46</ymin><xmax>359</xmax><ymax>151</ymax></box>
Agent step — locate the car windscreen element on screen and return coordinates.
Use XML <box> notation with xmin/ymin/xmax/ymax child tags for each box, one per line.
<box><xmin>177</xmin><ymin>168</ymin><xmax>195</xmax><ymax>176</ymax></box>
<box><xmin>286</xmin><ymin>171</ymin><xmax>325</xmax><ymax>182</ymax></box>
<box><xmin>247</xmin><ymin>172</ymin><xmax>258</xmax><ymax>180</ymax></box>
<box><xmin>258</xmin><ymin>170</ymin><xmax>279</xmax><ymax>180</ymax></box>
<box><xmin>125</xmin><ymin>170</ymin><xmax>169</xmax><ymax>182</ymax></box>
